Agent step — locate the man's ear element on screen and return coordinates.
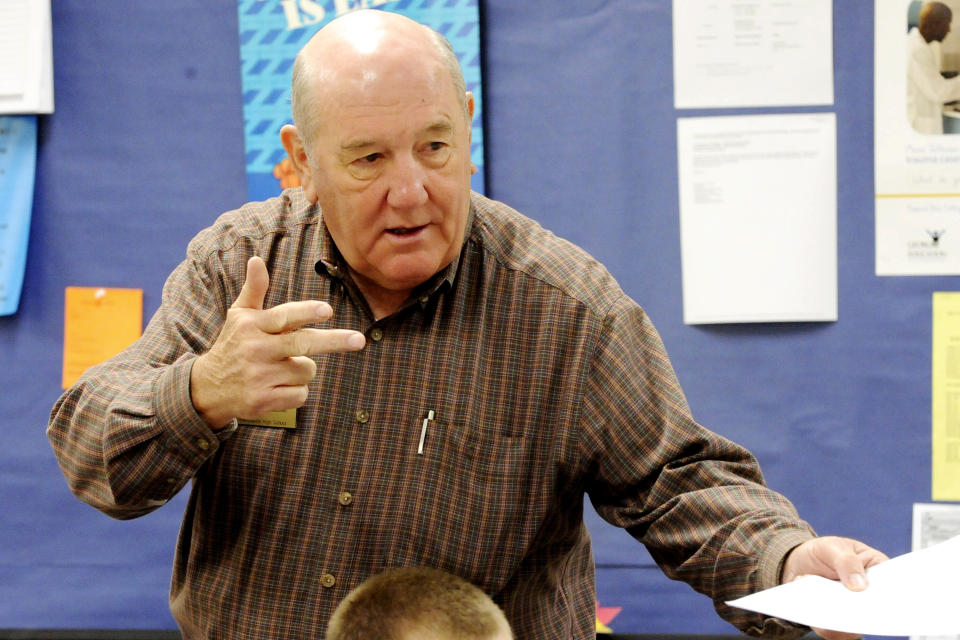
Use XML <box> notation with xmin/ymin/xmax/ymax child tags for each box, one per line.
<box><xmin>465</xmin><ymin>92</ymin><xmax>477</xmax><ymax>174</ymax></box>
<box><xmin>280</xmin><ymin>124</ymin><xmax>318</xmax><ymax>202</ymax></box>
<box><xmin>465</xmin><ymin>91</ymin><xmax>475</xmax><ymax>142</ymax></box>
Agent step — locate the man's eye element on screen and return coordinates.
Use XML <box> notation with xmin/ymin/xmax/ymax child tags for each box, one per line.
<box><xmin>347</xmin><ymin>153</ymin><xmax>383</xmax><ymax>179</ymax></box>
<box><xmin>427</xmin><ymin>141</ymin><xmax>446</xmax><ymax>152</ymax></box>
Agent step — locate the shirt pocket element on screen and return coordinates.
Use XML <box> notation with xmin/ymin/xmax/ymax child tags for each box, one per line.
<box><xmin>382</xmin><ymin>419</ymin><xmax>539</xmax><ymax>593</ymax></box>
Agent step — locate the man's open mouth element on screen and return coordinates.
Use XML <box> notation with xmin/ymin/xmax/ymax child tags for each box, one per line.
<box><xmin>386</xmin><ymin>225</ymin><xmax>427</xmax><ymax>236</ymax></box>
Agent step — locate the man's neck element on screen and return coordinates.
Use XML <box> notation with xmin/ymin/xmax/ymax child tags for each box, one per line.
<box><xmin>351</xmin><ymin>272</ymin><xmax>410</xmax><ymax>320</ymax></box>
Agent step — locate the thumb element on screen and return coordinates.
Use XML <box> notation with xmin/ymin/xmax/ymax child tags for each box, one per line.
<box><xmin>233</xmin><ymin>256</ymin><xmax>269</xmax><ymax>310</ymax></box>
<box><xmin>836</xmin><ymin>555</ymin><xmax>868</xmax><ymax>591</ymax></box>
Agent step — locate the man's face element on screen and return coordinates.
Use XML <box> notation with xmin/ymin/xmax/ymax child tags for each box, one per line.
<box><xmin>299</xmin><ymin>53</ymin><xmax>474</xmax><ymax>299</ymax></box>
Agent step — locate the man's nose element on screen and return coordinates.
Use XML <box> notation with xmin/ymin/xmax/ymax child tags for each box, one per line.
<box><xmin>386</xmin><ymin>154</ymin><xmax>428</xmax><ymax>209</ymax></box>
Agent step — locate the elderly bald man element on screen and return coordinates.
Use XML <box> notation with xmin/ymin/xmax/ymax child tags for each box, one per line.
<box><xmin>49</xmin><ymin>9</ymin><xmax>886</xmax><ymax>639</ymax></box>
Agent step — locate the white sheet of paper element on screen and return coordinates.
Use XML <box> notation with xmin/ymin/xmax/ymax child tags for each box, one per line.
<box><xmin>672</xmin><ymin>0</ymin><xmax>833</xmax><ymax>108</ymax></box>
<box><xmin>677</xmin><ymin>113</ymin><xmax>837</xmax><ymax>324</ymax></box>
<box><xmin>726</xmin><ymin>534</ymin><xmax>960</xmax><ymax>636</ymax></box>
<box><xmin>0</xmin><ymin>0</ymin><xmax>53</xmax><ymax>114</ymax></box>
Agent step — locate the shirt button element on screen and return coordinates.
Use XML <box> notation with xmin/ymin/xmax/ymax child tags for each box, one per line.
<box><xmin>196</xmin><ymin>438</ymin><xmax>210</xmax><ymax>451</ymax></box>
<box><xmin>370</xmin><ymin>327</ymin><xmax>383</xmax><ymax>342</ymax></box>
<box><xmin>355</xmin><ymin>409</ymin><xmax>369</xmax><ymax>423</ymax></box>
<box><xmin>338</xmin><ymin>491</ymin><xmax>353</xmax><ymax>506</ymax></box>
<box><xmin>419</xmin><ymin>295</ymin><xmax>429</xmax><ymax>305</ymax></box>
<box><xmin>166</xmin><ymin>477</ymin><xmax>177</xmax><ymax>485</ymax></box>
<box><xmin>320</xmin><ymin>573</ymin><xmax>336</xmax><ymax>588</ymax></box>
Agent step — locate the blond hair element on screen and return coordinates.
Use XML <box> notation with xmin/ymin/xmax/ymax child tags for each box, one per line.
<box><xmin>326</xmin><ymin>567</ymin><xmax>511</xmax><ymax>640</ymax></box>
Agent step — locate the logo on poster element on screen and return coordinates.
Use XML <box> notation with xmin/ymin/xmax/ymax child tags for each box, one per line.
<box><xmin>907</xmin><ymin>229</ymin><xmax>948</xmax><ymax>258</ymax></box>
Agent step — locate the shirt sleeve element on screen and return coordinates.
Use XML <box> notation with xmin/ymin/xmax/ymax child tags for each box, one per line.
<box><xmin>47</xmin><ymin>251</ymin><xmax>239</xmax><ymax>520</ymax></box>
<box><xmin>579</xmin><ymin>294</ymin><xmax>815</xmax><ymax>638</ymax></box>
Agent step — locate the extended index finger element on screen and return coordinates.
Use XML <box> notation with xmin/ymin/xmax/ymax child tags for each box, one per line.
<box><xmin>279</xmin><ymin>328</ymin><xmax>366</xmax><ymax>358</ymax></box>
<box><xmin>258</xmin><ymin>300</ymin><xmax>334</xmax><ymax>334</ymax></box>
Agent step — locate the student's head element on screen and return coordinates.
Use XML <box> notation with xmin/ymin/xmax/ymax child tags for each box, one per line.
<box><xmin>920</xmin><ymin>1</ymin><xmax>953</xmax><ymax>42</ymax></box>
<box><xmin>326</xmin><ymin>567</ymin><xmax>513</xmax><ymax>640</ymax></box>
<box><xmin>280</xmin><ymin>10</ymin><xmax>475</xmax><ymax>308</ymax></box>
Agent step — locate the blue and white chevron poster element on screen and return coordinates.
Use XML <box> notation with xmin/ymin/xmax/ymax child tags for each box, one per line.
<box><xmin>237</xmin><ymin>0</ymin><xmax>485</xmax><ymax>202</ymax></box>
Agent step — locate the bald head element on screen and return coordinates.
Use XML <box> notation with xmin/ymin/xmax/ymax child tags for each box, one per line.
<box><xmin>290</xmin><ymin>10</ymin><xmax>468</xmax><ymax>154</ymax></box>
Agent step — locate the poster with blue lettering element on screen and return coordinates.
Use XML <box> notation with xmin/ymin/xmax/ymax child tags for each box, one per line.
<box><xmin>237</xmin><ymin>0</ymin><xmax>484</xmax><ymax>202</ymax></box>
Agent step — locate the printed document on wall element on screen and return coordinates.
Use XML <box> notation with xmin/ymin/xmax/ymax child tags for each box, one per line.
<box><xmin>876</xmin><ymin>0</ymin><xmax>960</xmax><ymax>274</ymax></box>
<box><xmin>911</xmin><ymin>503</ymin><xmax>960</xmax><ymax>640</ymax></box>
<box><xmin>677</xmin><ymin>113</ymin><xmax>837</xmax><ymax>324</ymax></box>
<box><xmin>0</xmin><ymin>0</ymin><xmax>53</xmax><ymax>114</ymax></box>
<box><xmin>672</xmin><ymin>0</ymin><xmax>833</xmax><ymax>108</ymax></box>
<box><xmin>931</xmin><ymin>293</ymin><xmax>960</xmax><ymax>501</ymax></box>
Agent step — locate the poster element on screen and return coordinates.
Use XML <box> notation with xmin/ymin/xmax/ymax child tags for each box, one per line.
<box><xmin>875</xmin><ymin>0</ymin><xmax>960</xmax><ymax>274</ymax></box>
<box><xmin>237</xmin><ymin>0</ymin><xmax>485</xmax><ymax>202</ymax></box>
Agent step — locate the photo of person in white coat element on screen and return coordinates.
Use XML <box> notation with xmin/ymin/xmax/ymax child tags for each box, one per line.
<box><xmin>908</xmin><ymin>1</ymin><xmax>960</xmax><ymax>134</ymax></box>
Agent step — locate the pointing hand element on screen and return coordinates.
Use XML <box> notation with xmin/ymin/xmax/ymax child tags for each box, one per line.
<box><xmin>190</xmin><ymin>256</ymin><xmax>365</xmax><ymax>428</ymax></box>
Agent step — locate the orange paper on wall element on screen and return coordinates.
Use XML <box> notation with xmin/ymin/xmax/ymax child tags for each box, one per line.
<box><xmin>62</xmin><ymin>287</ymin><xmax>142</xmax><ymax>389</ymax></box>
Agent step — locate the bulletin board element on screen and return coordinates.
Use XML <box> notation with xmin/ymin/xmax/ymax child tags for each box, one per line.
<box><xmin>0</xmin><ymin>1</ymin><xmax>949</xmax><ymax>634</ymax></box>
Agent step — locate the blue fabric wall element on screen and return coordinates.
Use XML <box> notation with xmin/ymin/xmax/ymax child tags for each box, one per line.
<box><xmin>0</xmin><ymin>1</ymin><xmax>938</xmax><ymax>634</ymax></box>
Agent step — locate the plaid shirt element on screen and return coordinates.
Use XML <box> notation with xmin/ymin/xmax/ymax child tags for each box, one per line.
<box><xmin>49</xmin><ymin>189</ymin><xmax>813</xmax><ymax>639</ymax></box>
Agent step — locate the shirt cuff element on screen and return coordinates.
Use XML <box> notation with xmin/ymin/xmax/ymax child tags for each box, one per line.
<box><xmin>758</xmin><ymin>528</ymin><xmax>817</xmax><ymax>590</ymax></box>
<box><xmin>153</xmin><ymin>353</ymin><xmax>237</xmax><ymax>463</ymax></box>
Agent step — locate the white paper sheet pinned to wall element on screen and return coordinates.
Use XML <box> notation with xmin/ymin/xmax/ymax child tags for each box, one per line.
<box><xmin>0</xmin><ymin>0</ymin><xmax>53</xmax><ymax>114</ymax></box>
<box><xmin>672</xmin><ymin>0</ymin><xmax>834</xmax><ymax>108</ymax></box>
<box><xmin>676</xmin><ymin>113</ymin><xmax>837</xmax><ymax>324</ymax></box>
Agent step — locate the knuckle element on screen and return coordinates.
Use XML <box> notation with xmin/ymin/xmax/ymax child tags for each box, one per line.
<box><xmin>291</xmin><ymin>331</ymin><xmax>311</xmax><ymax>357</ymax></box>
<box><xmin>242</xmin><ymin>389</ymin><xmax>272</xmax><ymax>417</ymax></box>
<box><xmin>231</xmin><ymin>309</ymin><xmax>258</xmax><ymax>330</ymax></box>
<box><xmin>264</xmin><ymin>307</ymin><xmax>288</xmax><ymax>334</ymax></box>
<box><xmin>293</xmin><ymin>386</ymin><xmax>309</xmax><ymax>407</ymax></box>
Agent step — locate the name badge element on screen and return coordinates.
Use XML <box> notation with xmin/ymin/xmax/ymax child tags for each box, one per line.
<box><xmin>238</xmin><ymin>408</ymin><xmax>297</xmax><ymax>429</ymax></box>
